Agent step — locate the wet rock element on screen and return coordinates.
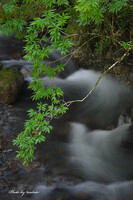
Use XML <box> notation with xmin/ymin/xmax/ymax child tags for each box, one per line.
<box><xmin>8</xmin><ymin>105</ymin><xmax>13</xmax><ymax>109</ymax></box>
<box><xmin>10</xmin><ymin>64</ymin><xmax>23</xmax><ymax>71</ymax></box>
<box><xmin>17</xmin><ymin>160</ymin><xmax>41</xmax><ymax>171</ymax></box>
<box><xmin>16</xmin><ymin>183</ymin><xmax>26</xmax><ymax>191</ymax></box>
<box><xmin>0</xmin><ymin>36</ymin><xmax>24</xmax><ymax>60</ymax></box>
<box><xmin>0</xmin><ymin>178</ymin><xmax>9</xmax><ymax>192</ymax></box>
<box><xmin>0</xmin><ymin>120</ymin><xmax>4</xmax><ymax>125</ymax></box>
<box><xmin>7</xmin><ymin>160</ymin><xmax>19</xmax><ymax>172</ymax></box>
<box><xmin>0</xmin><ymin>159</ymin><xmax>7</xmax><ymax>171</ymax></box>
<box><xmin>74</xmin><ymin>192</ymin><xmax>93</xmax><ymax>200</ymax></box>
<box><xmin>0</xmin><ymin>68</ymin><xmax>24</xmax><ymax>104</ymax></box>
<box><xmin>0</xmin><ymin>135</ymin><xmax>7</xmax><ymax>150</ymax></box>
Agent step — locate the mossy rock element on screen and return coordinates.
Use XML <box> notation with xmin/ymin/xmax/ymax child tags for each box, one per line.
<box><xmin>0</xmin><ymin>68</ymin><xmax>24</xmax><ymax>104</ymax></box>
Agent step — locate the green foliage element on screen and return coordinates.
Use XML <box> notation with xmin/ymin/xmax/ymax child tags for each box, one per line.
<box><xmin>75</xmin><ymin>0</ymin><xmax>132</xmax><ymax>60</ymax></box>
<box><xmin>45</xmin><ymin>0</ymin><xmax>69</xmax><ymax>7</ymax></box>
<box><xmin>121</xmin><ymin>41</ymin><xmax>132</xmax><ymax>49</ymax></box>
<box><xmin>75</xmin><ymin>0</ymin><xmax>130</xmax><ymax>25</ymax></box>
<box><xmin>0</xmin><ymin>0</ymin><xmax>132</xmax><ymax>164</ymax></box>
<box><xmin>9</xmin><ymin>0</ymin><xmax>71</xmax><ymax>164</ymax></box>
<box><xmin>108</xmin><ymin>0</ymin><xmax>128</xmax><ymax>13</ymax></box>
<box><xmin>75</xmin><ymin>0</ymin><xmax>105</xmax><ymax>25</ymax></box>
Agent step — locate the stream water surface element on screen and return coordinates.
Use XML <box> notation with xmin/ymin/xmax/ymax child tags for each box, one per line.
<box><xmin>0</xmin><ymin>36</ymin><xmax>133</xmax><ymax>200</ymax></box>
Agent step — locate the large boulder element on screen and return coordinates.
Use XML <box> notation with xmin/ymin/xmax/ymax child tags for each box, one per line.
<box><xmin>0</xmin><ymin>68</ymin><xmax>24</xmax><ymax>104</ymax></box>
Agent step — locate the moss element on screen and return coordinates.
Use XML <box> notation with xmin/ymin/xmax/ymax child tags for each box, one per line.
<box><xmin>0</xmin><ymin>68</ymin><xmax>24</xmax><ymax>104</ymax></box>
<box><xmin>0</xmin><ymin>69</ymin><xmax>16</xmax><ymax>84</ymax></box>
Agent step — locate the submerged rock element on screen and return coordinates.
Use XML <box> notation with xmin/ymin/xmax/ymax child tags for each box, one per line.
<box><xmin>0</xmin><ymin>135</ymin><xmax>7</xmax><ymax>150</ymax></box>
<box><xmin>0</xmin><ymin>68</ymin><xmax>24</xmax><ymax>104</ymax></box>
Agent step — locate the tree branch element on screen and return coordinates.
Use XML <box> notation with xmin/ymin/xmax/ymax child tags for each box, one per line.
<box><xmin>64</xmin><ymin>47</ymin><xmax>132</xmax><ymax>107</ymax></box>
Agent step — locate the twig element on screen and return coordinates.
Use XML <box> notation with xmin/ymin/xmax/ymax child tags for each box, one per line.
<box><xmin>64</xmin><ymin>47</ymin><xmax>132</xmax><ymax>107</ymax></box>
<box><xmin>46</xmin><ymin>36</ymin><xmax>98</xmax><ymax>89</ymax></box>
<box><xmin>45</xmin><ymin>36</ymin><xmax>98</xmax><ymax>66</ymax></box>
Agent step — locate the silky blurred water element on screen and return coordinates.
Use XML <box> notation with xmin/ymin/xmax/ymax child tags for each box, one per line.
<box><xmin>0</xmin><ymin>36</ymin><xmax>133</xmax><ymax>200</ymax></box>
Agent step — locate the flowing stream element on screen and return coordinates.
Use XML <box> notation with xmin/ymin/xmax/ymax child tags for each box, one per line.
<box><xmin>0</xmin><ymin>36</ymin><xmax>133</xmax><ymax>200</ymax></box>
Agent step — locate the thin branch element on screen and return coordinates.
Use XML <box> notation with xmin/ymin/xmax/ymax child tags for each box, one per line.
<box><xmin>45</xmin><ymin>36</ymin><xmax>98</xmax><ymax>67</ymax></box>
<box><xmin>64</xmin><ymin>47</ymin><xmax>132</xmax><ymax>107</ymax></box>
<box><xmin>46</xmin><ymin>36</ymin><xmax>98</xmax><ymax>88</ymax></box>
<box><xmin>45</xmin><ymin>32</ymin><xmax>123</xmax><ymax>69</ymax></box>
<box><xmin>46</xmin><ymin>54</ymin><xmax>73</xmax><ymax>89</ymax></box>
<box><xmin>87</xmin><ymin>32</ymin><xmax>122</xmax><ymax>46</ymax></box>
